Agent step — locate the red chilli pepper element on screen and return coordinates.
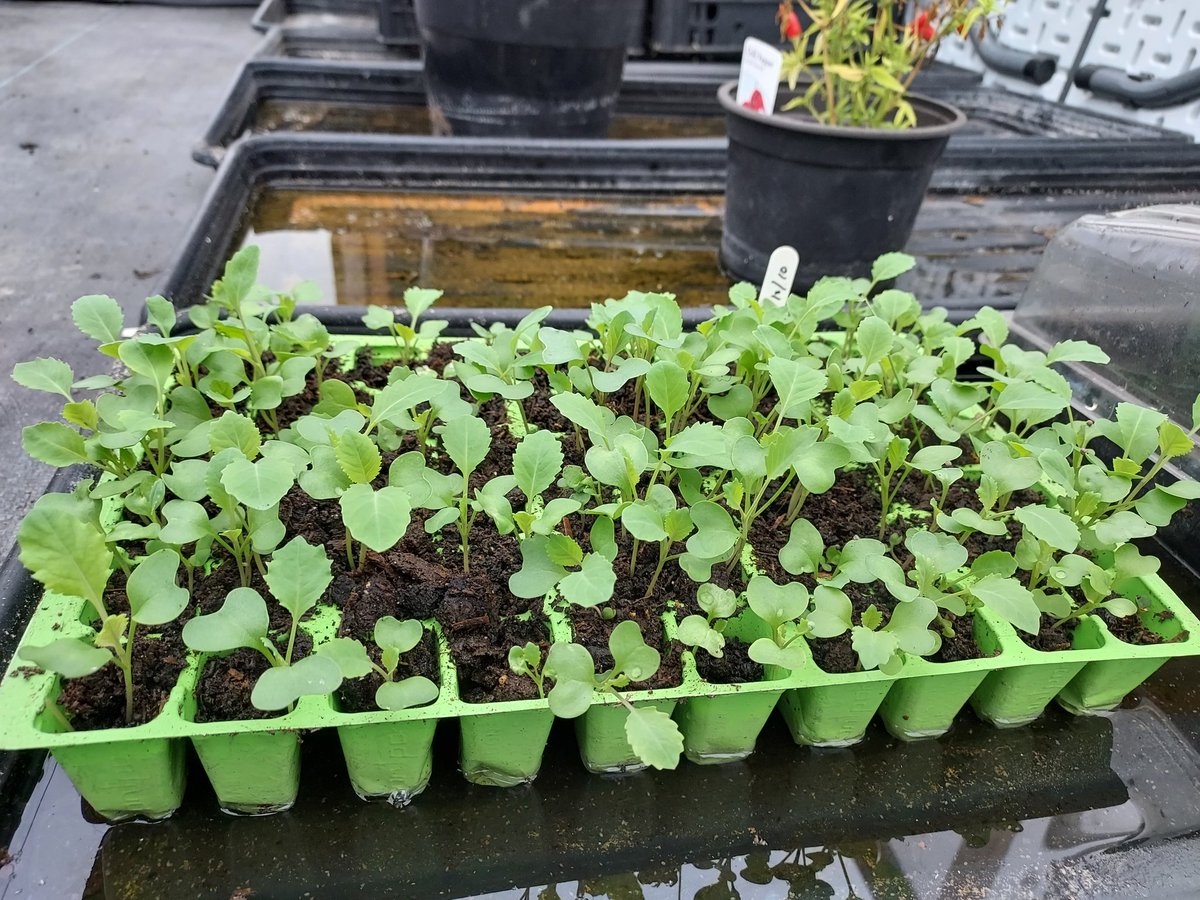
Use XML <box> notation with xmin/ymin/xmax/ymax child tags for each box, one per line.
<box><xmin>910</xmin><ymin>11</ymin><xmax>935</xmax><ymax>42</ymax></box>
<box><xmin>743</xmin><ymin>89</ymin><xmax>766</xmax><ymax>113</ymax></box>
<box><xmin>783</xmin><ymin>9</ymin><xmax>802</xmax><ymax>40</ymax></box>
<box><xmin>777</xmin><ymin>3</ymin><xmax>801</xmax><ymax>42</ymax></box>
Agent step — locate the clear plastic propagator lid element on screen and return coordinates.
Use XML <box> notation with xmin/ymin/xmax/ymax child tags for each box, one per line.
<box><xmin>1011</xmin><ymin>204</ymin><xmax>1200</xmax><ymax>469</ymax></box>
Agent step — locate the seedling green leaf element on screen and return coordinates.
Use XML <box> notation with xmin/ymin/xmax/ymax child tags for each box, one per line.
<box><xmin>339</xmin><ymin>484</ymin><xmax>412</xmax><ymax>554</ymax></box>
<box><xmin>335</xmin><ymin>430</ymin><xmax>382</xmax><ymax>485</ymax></box>
<box><xmin>18</xmin><ymin>495</ymin><xmax>111</xmax><ymax>610</ymax></box>
<box><xmin>182</xmin><ymin>587</ymin><xmax>270</xmax><ymax>654</ymax></box>
<box><xmin>126</xmin><ymin>549</ymin><xmax>189</xmax><ymax>626</ymax></box>
<box><xmin>21</xmin><ymin>639</ymin><xmax>113</xmax><ymax>678</ymax></box>
<box><xmin>513</xmin><ymin>429</ymin><xmax>563</xmax><ymax>502</ymax></box>
<box><xmin>438</xmin><ymin>415</ymin><xmax>492</xmax><ymax>480</ymax></box>
<box><xmin>376</xmin><ymin>677</ymin><xmax>439</xmax><ymax>711</ymax></box>
<box><xmin>252</xmin><ymin>654</ymin><xmax>343</xmax><ymax>711</ymax></box>
<box><xmin>222</xmin><ymin>456</ymin><xmax>295</xmax><ymax>510</ymax></box>
<box><xmin>12</xmin><ymin>358</ymin><xmax>75</xmax><ymax>399</ymax></box>
<box><xmin>1014</xmin><ymin>505</ymin><xmax>1081</xmax><ymax>553</ymax></box>
<box><xmin>265</xmin><ymin>537</ymin><xmax>332</xmax><ymax>619</ymax></box>
<box><xmin>558</xmin><ymin>552</ymin><xmax>617</xmax><ymax>609</ymax></box>
<box><xmin>22</xmin><ymin>423</ymin><xmax>88</xmax><ymax>467</ymax></box>
<box><xmin>72</xmin><ymin>294</ymin><xmax>124</xmax><ymax>344</ymax></box>
<box><xmin>624</xmin><ymin>705</ymin><xmax>683</xmax><ymax>770</ymax></box>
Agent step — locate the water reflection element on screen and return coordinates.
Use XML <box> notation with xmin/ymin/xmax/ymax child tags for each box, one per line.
<box><xmin>239</xmin><ymin>190</ymin><xmax>729</xmax><ymax>310</ymax></box>
<box><xmin>254</xmin><ymin>100</ymin><xmax>727</xmax><ymax>141</ymax></box>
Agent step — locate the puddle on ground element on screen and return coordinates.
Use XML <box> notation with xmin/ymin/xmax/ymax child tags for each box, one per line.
<box><xmin>240</xmin><ymin>190</ymin><xmax>731</xmax><ymax>309</ymax></box>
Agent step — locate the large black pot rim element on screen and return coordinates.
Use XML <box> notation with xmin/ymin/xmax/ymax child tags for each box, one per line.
<box><xmin>716</xmin><ymin>80</ymin><xmax>967</xmax><ymax>141</ymax></box>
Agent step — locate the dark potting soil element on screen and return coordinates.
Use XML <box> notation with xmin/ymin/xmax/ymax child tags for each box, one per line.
<box><xmin>667</xmin><ymin>562</ymin><xmax>747</xmax><ymax>618</ymax></box>
<box><xmin>1098</xmin><ymin>608</ymin><xmax>1174</xmax><ymax>646</ymax></box>
<box><xmin>569</xmin><ymin>604</ymin><xmax>683</xmax><ymax>690</ymax></box>
<box><xmin>328</xmin><ymin>506</ymin><xmax>541</xmax><ymax>704</ymax></box>
<box><xmin>809</xmin><ymin>581</ymin><xmax>892</xmax><ymax>675</ymax></box>
<box><xmin>57</xmin><ymin>576</ymin><xmax>189</xmax><ymax>731</ymax></box>
<box><xmin>58</xmin><ymin>627</ymin><xmax>187</xmax><ymax>730</ymax></box>
<box><xmin>421</xmin><ymin>339</ymin><xmax>458</xmax><ymax>377</ymax></box>
<box><xmin>279</xmin><ymin>485</ymin><xmax>348</xmax><ymax>560</ymax></box>
<box><xmin>339</xmin><ymin>345</ymin><xmax>404</xmax><ymax>388</ymax></box>
<box><xmin>193</xmin><ymin>630</ymin><xmax>313</xmax><ymax>723</ymax></box>
<box><xmin>1019</xmin><ymin>615</ymin><xmax>1076</xmax><ymax>653</ymax></box>
<box><xmin>449</xmin><ymin>612</ymin><xmax>548</xmax><ymax>704</ymax></box>
<box><xmin>273</xmin><ymin>373</ymin><xmax>321</xmax><ymax>431</ymax></box>
<box><xmin>189</xmin><ymin>553</ymin><xmax>328</xmax><ymax>633</ymax></box>
<box><xmin>933</xmin><ymin>613</ymin><xmax>987</xmax><ymax>663</ymax></box>
<box><xmin>695</xmin><ymin>638</ymin><xmax>763</xmax><ymax>685</ymax></box>
<box><xmin>435</xmin><ymin>522</ymin><xmax>548</xmax><ymax>703</ymax></box>
<box><xmin>748</xmin><ymin>470</ymin><xmax>1042</xmax><ymax>582</ymax></box>
<box><xmin>809</xmin><ymin>634</ymin><xmax>858</xmax><ymax>675</ymax></box>
<box><xmin>283</xmin><ymin>448</ymin><xmax>538</xmax><ymax>705</ymax></box>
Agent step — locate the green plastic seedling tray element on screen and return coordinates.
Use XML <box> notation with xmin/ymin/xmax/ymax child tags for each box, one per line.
<box><xmin>5</xmin><ymin>335</ymin><xmax>1200</xmax><ymax>817</ymax></box>
<box><xmin>0</xmin><ymin>584</ymin><xmax>557</xmax><ymax>820</ymax></box>
<box><xmin>971</xmin><ymin>572</ymin><xmax>1200</xmax><ymax>725</ymax></box>
<box><xmin>552</xmin><ymin>547</ymin><xmax>1200</xmax><ymax>770</ymax></box>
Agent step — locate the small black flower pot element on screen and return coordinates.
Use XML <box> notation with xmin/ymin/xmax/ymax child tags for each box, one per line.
<box><xmin>413</xmin><ymin>0</ymin><xmax>646</xmax><ymax>138</ymax></box>
<box><xmin>717</xmin><ymin>80</ymin><xmax>966</xmax><ymax>289</ymax></box>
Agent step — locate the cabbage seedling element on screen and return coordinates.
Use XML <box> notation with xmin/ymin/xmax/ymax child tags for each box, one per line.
<box><xmin>677</xmin><ymin>584</ymin><xmax>738</xmax><ymax>658</ymax></box>
<box><xmin>317</xmin><ymin>617</ymin><xmax>439</xmax><ymax>710</ymax></box>
<box><xmin>512</xmin><ymin>620</ymin><xmax>684</xmax><ymax>770</ymax></box>
<box><xmin>360</xmin><ymin>287</ymin><xmax>448</xmax><ymax>367</ymax></box>
<box><xmin>182</xmin><ymin>537</ymin><xmax>341</xmax><ymax>711</ymax></box>
<box><xmin>17</xmin><ymin>494</ymin><xmax>189</xmax><ymax>724</ymax></box>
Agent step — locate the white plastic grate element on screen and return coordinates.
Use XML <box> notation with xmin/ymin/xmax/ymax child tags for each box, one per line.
<box><xmin>1066</xmin><ymin>0</ymin><xmax>1200</xmax><ymax>138</ymax></box>
<box><xmin>920</xmin><ymin>0</ymin><xmax>1200</xmax><ymax>140</ymax></box>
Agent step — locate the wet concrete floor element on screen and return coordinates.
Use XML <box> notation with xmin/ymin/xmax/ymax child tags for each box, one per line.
<box><xmin>0</xmin><ymin>1</ymin><xmax>258</xmax><ymax>552</ymax></box>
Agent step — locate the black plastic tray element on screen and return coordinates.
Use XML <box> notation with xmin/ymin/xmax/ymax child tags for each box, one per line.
<box><xmin>162</xmin><ymin>132</ymin><xmax>1200</xmax><ymax>332</ymax></box>
<box><xmin>195</xmin><ymin>54</ymin><xmax>1195</xmax><ymax>186</ymax></box>
<box><xmin>195</xmin><ymin>58</ymin><xmax>741</xmax><ymax>166</ymax></box>
<box><xmin>251</xmin><ymin>0</ymin><xmax>379</xmax><ymax>34</ymax></box>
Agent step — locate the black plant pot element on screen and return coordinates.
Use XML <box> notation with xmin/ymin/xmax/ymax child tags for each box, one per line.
<box><xmin>717</xmin><ymin>80</ymin><xmax>966</xmax><ymax>289</ymax></box>
<box><xmin>413</xmin><ymin>0</ymin><xmax>646</xmax><ymax>138</ymax></box>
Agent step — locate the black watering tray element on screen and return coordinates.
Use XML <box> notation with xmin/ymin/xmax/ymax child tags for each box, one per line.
<box><xmin>196</xmin><ymin>53</ymin><xmax>1191</xmax><ymax>174</ymax></box>
<box><xmin>251</xmin><ymin>0</ymin><xmax>381</xmax><ymax>35</ymax></box>
<box><xmin>3</xmin><ymin>463</ymin><xmax>1200</xmax><ymax>897</ymax></box>
<box><xmin>251</xmin><ymin>21</ymin><xmax>420</xmax><ymax>60</ymax></box>
<box><xmin>164</xmin><ymin>133</ymin><xmax>1200</xmax><ymax>328</ymax></box>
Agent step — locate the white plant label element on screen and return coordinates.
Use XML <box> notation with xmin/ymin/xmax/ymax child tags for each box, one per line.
<box><xmin>736</xmin><ymin>37</ymin><xmax>783</xmax><ymax>116</ymax></box>
<box><xmin>758</xmin><ymin>245</ymin><xmax>800</xmax><ymax>307</ymax></box>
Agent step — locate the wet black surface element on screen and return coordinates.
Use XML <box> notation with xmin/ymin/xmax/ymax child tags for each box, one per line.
<box><xmin>2</xmin><ymin>546</ymin><xmax>1200</xmax><ymax>899</ymax></box>
<box><xmin>239</xmin><ymin>185</ymin><xmax>1200</xmax><ymax>318</ymax></box>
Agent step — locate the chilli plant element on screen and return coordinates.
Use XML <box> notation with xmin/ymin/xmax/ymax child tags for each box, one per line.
<box><xmin>775</xmin><ymin>0</ymin><xmax>1006</xmax><ymax>128</ymax></box>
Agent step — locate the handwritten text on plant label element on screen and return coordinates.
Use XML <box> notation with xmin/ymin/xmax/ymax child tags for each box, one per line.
<box><xmin>759</xmin><ymin>245</ymin><xmax>799</xmax><ymax>306</ymax></box>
